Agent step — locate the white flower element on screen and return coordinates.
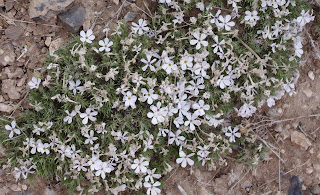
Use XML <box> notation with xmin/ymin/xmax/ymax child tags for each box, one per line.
<box><xmin>5</xmin><ymin>121</ymin><xmax>21</xmax><ymax>138</ymax></box>
<box><xmin>225</xmin><ymin>126</ymin><xmax>241</xmax><ymax>143</ymax></box>
<box><xmin>237</xmin><ymin>102</ymin><xmax>257</xmax><ymax>118</ymax></box>
<box><xmin>283</xmin><ymin>79</ymin><xmax>296</xmax><ymax>96</ymax></box>
<box><xmin>212</xmin><ymin>36</ymin><xmax>225</xmax><ymax>54</ymax></box>
<box><xmin>144</xmin><ymin>181</ymin><xmax>161</xmax><ymax>195</ymax></box>
<box><xmin>28</xmin><ymin>77</ymin><xmax>41</xmax><ymax>89</ymax></box>
<box><xmin>159</xmin><ymin>0</ymin><xmax>171</xmax><ymax>3</ymax></box>
<box><xmin>95</xmin><ymin>162</ymin><xmax>114</xmax><ymax>179</ymax></box>
<box><xmin>141</xmin><ymin>55</ymin><xmax>156</xmax><ymax>72</ymax></box>
<box><xmin>267</xmin><ymin>97</ymin><xmax>275</xmax><ymax>107</ymax></box>
<box><xmin>173</xmin><ymin>14</ymin><xmax>184</xmax><ymax>24</ymax></box>
<box><xmin>68</xmin><ymin>80</ymin><xmax>83</xmax><ymax>95</ymax></box>
<box><xmin>190</xmin><ymin>32</ymin><xmax>208</xmax><ymax>50</ymax></box>
<box><xmin>99</xmin><ymin>38</ymin><xmax>113</xmax><ymax>52</ymax></box>
<box><xmin>147</xmin><ymin>102</ymin><xmax>167</xmax><ymax>125</ymax></box>
<box><xmin>158</xmin><ymin>128</ymin><xmax>169</xmax><ymax>137</ymax></box>
<box><xmin>133</xmin><ymin>43</ymin><xmax>142</xmax><ymax>53</ymax></box>
<box><xmin>192</xmin><ymin>100</ymin><xmax>210</xmax><ymax>116</ymax></box>
<box><xmin>297</xmin><ymin>10</ymin><xmax>314</xmax><ymax>27</ymax></box>
<box><xmin>162</xmin><ymin>58</ymin><xmax>178</xmax><ymax>74</ymax></box>
<box><xmin>244</xmin><ymin>10</ymin><xmax>260</xmax><ymax>23</ymax></box>
<box><xmin>79</xmin><ymin>108</ymin><xmax>98</xmax><ymax>125</ymax></box>
<box><xmin>168</xmin><ymin>130</ymin><xmax>185</xmax><ymax>145</ymax></box>
<box><xmin>80</xmin><ymin>29</ymin><xmax>95</xmax><ymax>43</ymax></box>
<box><xmin>217</xmin><ymin>15</ymin><xmax>235</xmax><ymax>31</ymax></box>
<box><xmin>210</xmin><ymin>9</ymin><xmax>221</xmax><ymax>25</ymax></box>
<box><xmin>294</xmin><ymin>39</ymin><xmax>303</xmax><ymax>58</ymax></box>
<box><xmin>176</xmin><ymin>150</ymin><xmax>194</xmax><ymax>168</ymax></box>
<box><xmin>184</xmin><ymin>112</ymin><xmax>201</xmax><ymax>131</ymax></box>
<box><xmin>145</xmin><ymin>168</ymin><xmax>161</xmax><ymax>183</ymax></box>
<box><xmin>73</xmin><ymin>159</ymin><xmax>88</xmax><ymax>171</ymax></box>
<box><xmin>132</xmin><ymin>19</ymin><xmax>149</xmax><ymax>35</ymax></box>
<box><xmin>217</xmin><ymin>75</ymin><xmax>233</xmax><ymax>89</ymax></box>
<box><xmin>63</xmin><ymin>110</ymin><xmax>76</xmax><ymax>124</ymax></box>
<box><xmin>123</xmin><ymin>91</ymin><xmax>137</xmax><ymax>109</ymax></box>
<box><xmin>141</xmin><ymin>88</ymin><xmax>158</xmax><ymax>104</ymax></box>
<box><xmin>180</xmin><ymin>56</ymin><xmax>193</xmax><ymax>70</ymax></box>
<box><xmin>32</xmin><ymin>124</ymin><xmax>45</xmax><ymax>135</ymax></box>
<box><xmin>131</xmin><ymin>158</ymin><xmax>149</xmax><ymax>174</ymax></box>
<box><xmin>84</xmin><ymin>130</ymin><xmax>98</xmax><ymax>145</ymax></box>
<box><xmin>37</xmin><ymin>142</ymin><xmax>51</xmax><ymax>154</ymax></box>
<box><xmin>87</xmin><ymin>155</ymin><xmax>102</xmax><ymax>171</ymax></box>
<box><xmin>198</xmin><ymin>152</ymin><xmax>210</xmax><ymax>166</ymax></box>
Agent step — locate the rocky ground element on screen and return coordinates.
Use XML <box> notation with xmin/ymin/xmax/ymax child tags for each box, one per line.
<box><xmin>1</xmin><ymin>0</ymin><xmax>320</xmax><ymax>195</ymax></box>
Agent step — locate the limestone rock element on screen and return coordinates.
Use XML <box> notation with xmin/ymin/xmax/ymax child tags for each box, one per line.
<box><xmin>29</xmin><ymin>0</ymin><xmax>75</xmax><ymax>20</ymax></box>
<box><xmin>0</xmin><ymin>43</ymin><xmax>16</xmax><ymax>66</ymax></box>
<box><xmin>0</xmin><ymin>103</ymin><xmax>13</xmax><ymax>113</ymax></box>
<box><xmin>308</xmin><ymin>71</ymin><xmax>315</xmax><ymax>81</ymax></box>
<box><xmin>5</xmin><ymin>25</ymin><xmax>24</xmax><ymax>40</ymax></box>
<box><xmin>290</xmin><ymin>131</ymin><xmax>312</xmax><ymax>151</ymax></box>
<box><xmin>58</xmin><ymin>6</ymin><xmax>86</xmax><ymax>32</ymax></box>
<box><xmin>311</xmin><ymin>185</ymin><xmax>320</xmax><ymax>194</ymax></box>
<box><xmin>1</xmin><ymin>79</ymin><xmax>21</xmax><ymax>100</ymax></box>
<box><xmin>49</xmin><ymin>38</ymin><xmax>65</xmax><ymax>52</ymax></box>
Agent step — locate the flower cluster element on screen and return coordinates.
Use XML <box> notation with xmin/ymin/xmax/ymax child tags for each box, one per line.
<box><xmin>1</xmin><ymin>0</ymin><xmax>313</xmax><ymax>194</ymax></box>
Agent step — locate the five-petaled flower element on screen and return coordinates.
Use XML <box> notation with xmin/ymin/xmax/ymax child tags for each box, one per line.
<box><xmin>176</xmin><ymin>150</ymin><xmax>194</xmax><ymax>168</ymax></box>
<box><xmin>64</xmin><ymin>110</ymin><xmax>77</xmax><ymax>124</ymax></box>
<box><xmin>132</xmin><ymin>19</ymin><xmax>150</xmax><ymax>35</ymax></box>
<box><xmin>131</xmin><ymin>158</ymin><xmax>149</xmax><ymax>174</ymax></box>
<box><xmin>99</xmin><ymin>38</ymin><xmax>113</xmax><ymax>52</ymax></box>
<box><xmin>28</xmin><ymin>77</ymin><xmax>41</xmax><ymax>89</ymax></box>
<box><xmin>123</xmin><ymin>91</ymin><xmax>137</xmax><ymax>109</ymax></box>
<box><xmin>190</xmin><ymin>32</ymin><xmax>208</xmax><ymax>50</ymax></box>
<box><xmin>79</xmin><ymin>108</ymin><xmax>98</xmax><ymax>125</ymax></box>
<box><xmin>80</xmin><ymin>29</ymin><xmax>95</xmax><ymax>43</ymax></box>
<box><xmin>225</xmin><ymin>126</ymin><xmax>241</xmax><ymax>143</ymax></box>
<box><xmin>5</xmin><ymin>121</ymin><xmax>21</xmax><ymax>138</ymax></box>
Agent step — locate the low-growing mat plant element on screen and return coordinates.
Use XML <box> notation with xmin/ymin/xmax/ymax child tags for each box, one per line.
<box><xmin>0</xmin><ymin>0</ymin><xmax>314</xmax><ymax>194</ymax></box>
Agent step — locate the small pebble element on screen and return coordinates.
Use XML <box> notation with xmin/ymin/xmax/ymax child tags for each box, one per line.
<box><xmin>311</xmin><ymin>185</ymin><xmax>320</xmax><ymax>194</ymax></box>
<box><xmin>308</xmin><ymin>71</ymin><xmax>315</xmax><ymax>81</ymax></box>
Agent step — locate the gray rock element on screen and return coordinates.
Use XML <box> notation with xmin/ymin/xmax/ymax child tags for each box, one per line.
<box><xmin>124</xmin><ymin>12</ymin><xmax>137</xmax><ymax>22</ymax></box>
<box><xmin>5</xmin><ymin>25</ymin><xmax>24</xmax><ymax>40</ymax></box>
<box><xmin>311</xmin><ymin>185</ymin><xmax>320</xmax><ymax>194</ymax></box>
<box><xmin>288</xmin><ymin>176</ymin><xmax>302</xmax><ymax>195</ymax></box>
<box><xmin>58</xmin><ymin>6</ymin><xmax>86</xmax><ymax>32</ymax></box>
<box><xmin>29</xmin><ymin>0</ymin><xmax>75</xmax><ymax>20</ymax></box>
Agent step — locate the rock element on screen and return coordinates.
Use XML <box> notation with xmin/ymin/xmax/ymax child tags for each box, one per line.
<box><xmin>49</xmin><ymin>38</ymin><xmax>65</xmax><ymax>52</ymax></box>
<box><xmin>29</xmin><ymin>0</ymin><xmax>75</xmax><ymax>20</ymax></box>
<box><xmin>45</xmin><ymin>37</ymin><xmax>52</xmax><ymax>47</ymax></box>
<box><xmin>0</xmin><ymin>187</ymin><xmax>9</xmax><ymax>195</ymax></box>
<box><xmin>1</xmin><ymin>79</ymin><xmax>21</xmax><ymax>100</ymax></box>
<box><xmin>291</xmin><ymin>131</ymin><xmax>312</xmax><ymax>151</ymax></box>
<box><xmin>58</xmin><ymin>6</ymin><xmax>86</xmax><ymax>32</ymax></box>
<box><xmin>4</xmin><ymin>67</ymin><xmax>24</xmax><ymax>79</ymax></box>
<box><xmin>45</xmin><ymin>188</ymin><xmax>56</xmax><ymax>195</ymax></box>
<box><xmin>306</xmin><ymin>167</ymin><xmax>313</xmax><ymax>174</ymax></box>
<box><xmin>0</xmin><ymin>103</ymin><xmax>13</xmax><ymax>113</ymax></box>
<box><xmin>112</xmin><ymin>0</ymin><xmax>120</xmax><ymax>5</ymax></box>
<box><xmin>124</xmin><ymin>12</ymin><xmax>137</xmax><ymax>22</ymax></box>
<box><xmin>0</xmin><ymin>95</ymin><xmax>4</xmax><ymax>102</ymax></box>
<box><xmin>308</xmin><ymin>71</ymin><xmax>315</xmax><ymax>81</ymax></box>
<box><xmin>311</xmin><ymin>185</ymin><xmax>320</xmax><ymax>194</ymax></box>
<box><xmin>0</xmin><ymin>0</ymin><xmax>4</xmax><ymax>7</ymax></box>
<box><xmin>288</xmin><ymin>176</ymin><xmax>302</xmax><ymax>195</ymax></box>
<box><xmin>5</xmin><ymin>25</ymin><xmax>24</xmax><ymax>40</ymax></box>
<box><xmin>0</xmin><ymin>43</ymin><xmax>16</xmax><ymax>66</ymax></box>
<box><xmin>302</xmin><ymin>88</ymin><xmax>313</xmax><ymax>98</ymax></box>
